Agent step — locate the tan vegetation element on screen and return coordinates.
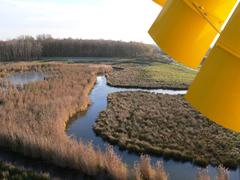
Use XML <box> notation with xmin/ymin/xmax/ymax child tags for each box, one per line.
<box><xmin>131</xmin><ymin>156</ymin><xmax>168</xmax><ymax>180</ymax></box>
<box><xmin>0</xmin><ymin>62</ymin><xmax>169</xmax><ymax>180</ymax></box>
<box><xmin>197</xmin><ymin>167</ymin><xmax>229</xmax><ymax>180</ymax></box>
<box><xmin>0</xmin><ymin>62</ymin><xmax>233</xmax><ymax>179</ymax></box>
<box><xmin>107</xmin><ymin>63</ymin><xmax>196</xmax><ymax>90</ymax></box>
<box><xmin>94</xmin><ymin>92</ymin><xmax>240</xmax><ymax>168</ymax></box>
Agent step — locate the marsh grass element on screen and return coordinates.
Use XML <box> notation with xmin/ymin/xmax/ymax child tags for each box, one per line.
<box><xmin>0</xmin><ymin>62</ymin><xmax>115</xmax><ymax>177</ymax></box>
<box><xmin>134</xmin><ymin>156</ymin><xmax>168</xmax><ymax>180</ymax></box>
<box><xmin>197</xmin><ymin>167</ymin><xmax>229</xmax><ymax>180</ymax></box>
<box><xmin>0</xmin><ymin>62</ymin><xmax>232</xmax><ymax>180</ymax></box>
<box><xmin>107</xmin><ymin>63</ymin><xmax>196</xmax><ymax>89</ymax></box>
<box><xmin>94</xmin><ymin>92</ymin><xmax>240</xmax><ymax>168</ymax></box>
<box><xmin>145</xmin><ymin>63</ymin><xmax>196</xmax><ymax>86</ymax></box>
<box><xmin>0</xmin><ymin>62</ymin><xmax>169</xmax><ymax>180</ymax></box>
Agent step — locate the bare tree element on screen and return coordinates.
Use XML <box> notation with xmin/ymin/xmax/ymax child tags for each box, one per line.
<box><xmin>0</xmin><ymin>35</ymin><xmax>158</xmax><ymax>61</ymax></box>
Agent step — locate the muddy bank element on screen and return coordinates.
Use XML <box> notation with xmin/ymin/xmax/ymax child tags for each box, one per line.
<box><xmin>106</xmin><ymin>79</ymin><xmax>188</xmax><ymax>90</ymax></box>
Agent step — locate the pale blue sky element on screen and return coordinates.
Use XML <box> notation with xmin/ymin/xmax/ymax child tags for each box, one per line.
<box><xmin>0</xmin><ymin>0</ymin><xmax>161</xmax><ymax>43</ymax></box>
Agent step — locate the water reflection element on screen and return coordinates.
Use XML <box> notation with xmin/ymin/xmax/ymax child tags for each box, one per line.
<box><xmin>6</xmin><ymin>72</ymin><xmax>44</xmax><ymax>86</ymax></box>
<box><xmin>67</xmin><ymin>76</ymin><xmax>240</xmax><ymax>180</ymax></box>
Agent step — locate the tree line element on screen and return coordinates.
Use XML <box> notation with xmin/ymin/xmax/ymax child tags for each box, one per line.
<box><xmin>0</xmin><ymin>35</ymin><xmax>160</xmax><ymax>61</ymax></box>
<box><xmin>0</xmin><ymin>36</ymin><xmax>42</xmax><ymax>61</ymax></box>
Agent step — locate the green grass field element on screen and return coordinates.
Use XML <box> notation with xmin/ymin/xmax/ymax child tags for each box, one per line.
<box><xmin>144</xmin><ymin>63</ymin><xmax>197</xmax><ymax>86</ymax></box>
<box><xmin>107</xmin><ymin>62</ymin><xmax>197</xmax><ymax>89</ymax></box>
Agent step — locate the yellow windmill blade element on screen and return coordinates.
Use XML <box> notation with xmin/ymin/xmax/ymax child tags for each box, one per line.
<box><xmin>149</xmin><ymin>0</ymin><xmax>237</xmax><ymax>68</ymax></box>
<box><xmin>186</xmin><ymin>3</ymin><xmax>240</xmax><ymax>132</ymax></box>
<box><xmin>153</xmin><ymin>0</ymin><xmax>166</xmax><ymax>6</ymax></box>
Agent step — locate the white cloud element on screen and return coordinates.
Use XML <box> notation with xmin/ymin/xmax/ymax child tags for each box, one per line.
<box><xmin>0</xmin><ymin>0</ymin><xmax>161</xmax><ymax>43</ymax></box>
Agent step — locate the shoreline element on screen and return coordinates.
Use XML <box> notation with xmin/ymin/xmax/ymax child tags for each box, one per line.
<box><xmin>94</xmin><ymin>92</ymin><xmax>240</xmax><ymax>169</ymax></box>
<box><xmin>106</xmin><ymin>80</ymin><xmax>188</xmax><ymax>91</ymax></box>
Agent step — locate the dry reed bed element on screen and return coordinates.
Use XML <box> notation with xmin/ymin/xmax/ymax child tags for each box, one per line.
<box><xmin>94</xmin><ymin>92</ymin><xmax>240</xmax><ymax>168</ymax></box>
<box><xmin>197</xmin><ymin>167</ymin><xmax>229</xmax><ymax>180</ymax></box>
<box><xmin>0</xmin><ymin>62</ymin><xmax>169</xmax><ymax>180</ymax></box>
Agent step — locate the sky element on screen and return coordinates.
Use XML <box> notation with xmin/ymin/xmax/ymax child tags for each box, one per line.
<box><xmin>0</xmin><ymin>0</ymin><xmax>161</xmax><ymax>43</ymax></box>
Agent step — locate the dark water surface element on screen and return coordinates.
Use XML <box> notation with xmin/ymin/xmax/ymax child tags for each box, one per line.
<box><xmin>67</xmin><ymin>76</ymin><xmax>240</xmax><ymax>180</ymax></box>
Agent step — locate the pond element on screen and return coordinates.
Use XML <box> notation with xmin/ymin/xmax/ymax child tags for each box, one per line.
<box><xmin>66</xmin><ymin>76</ymin><xmax>240</xmax><ymax>180</ymax></box>
<box><xmin>6</xmin><ymin>72</ymin><xmax>44</xmax><ymax>86</ymax></box>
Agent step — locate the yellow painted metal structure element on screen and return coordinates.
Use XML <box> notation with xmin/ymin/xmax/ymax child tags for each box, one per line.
<box><xmin>153</xmin><ymin>0</ymin><xmax>166</xmax><ymax>6</ymax></box>
<box><xmin>186</xmin><ymin>3</ymin><xmax>240</xmax><ymax>132</ymax></box>
<box><xmin>149</xmin><ymin>0</ymin><xmax>237</xmax><ymax>68</ymax></box>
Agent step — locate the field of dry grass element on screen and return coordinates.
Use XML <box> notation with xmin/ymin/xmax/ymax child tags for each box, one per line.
<box><xmin>197</xmin><ymin>167</ymin><xmax>229</xmax><ymax>180</ymax></box>
<box><xmin>0</xmin><ymin>62</ymin><xmax>170</xmax><ymax>180</ymax></box>
<box><xmin>94</xmin><ymin>92</ymin><xmax>240</xmax><ymax>168</ymax></box>
<box><xmin>107</xmin><ymin>63</ymin><xmax>196</xmax><ymax>90</ymax></box>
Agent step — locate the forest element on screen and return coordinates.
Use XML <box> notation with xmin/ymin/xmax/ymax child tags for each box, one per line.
<box><xmin>0</xmin><ymin>35</ymin><xmax>159</xmax><ymax>61</ymax></box>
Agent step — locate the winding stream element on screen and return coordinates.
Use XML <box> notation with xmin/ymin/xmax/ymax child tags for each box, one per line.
<box><xmin>67</xmin><ymin>76</ymin><xmax>240</xmax><ymax>180</ymax></box>
<box><xmin>4</xmin><ymin>72</ymin><xmax>240</xmax><ymax>180</ymax></box>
